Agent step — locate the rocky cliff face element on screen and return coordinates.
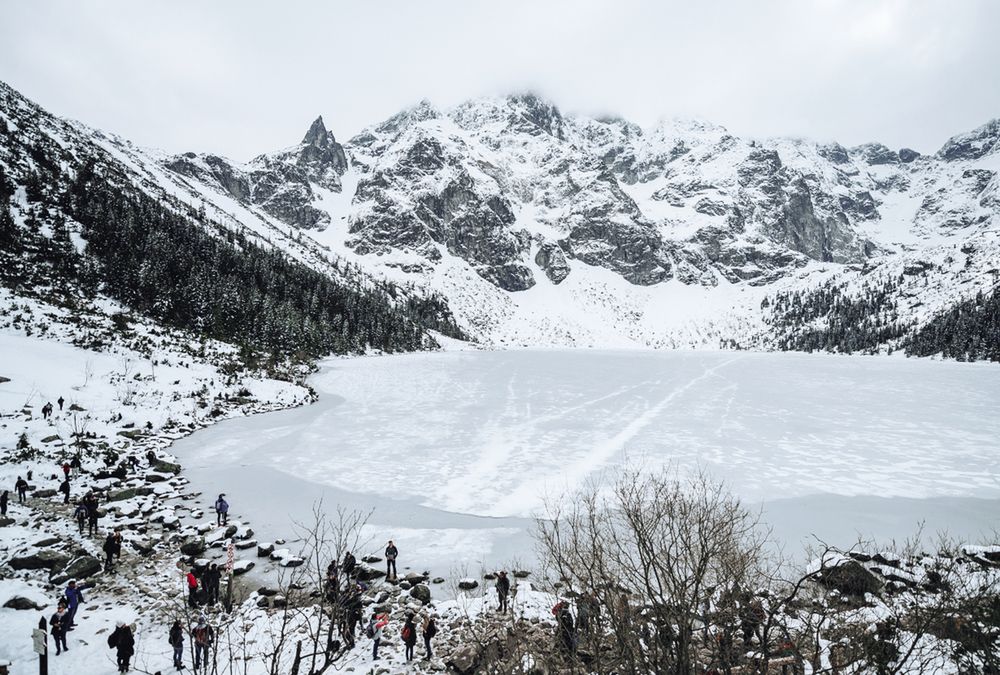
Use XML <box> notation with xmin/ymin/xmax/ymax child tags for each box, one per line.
<box><xmin>164</xmin><ymin>116</ymin><xmax>348</xmax><ymax>230</ymax></box>
<box><xmin>145</xmin><ymin>91</ymin><xmax>1000</xmax><ymax>348</ymax></box>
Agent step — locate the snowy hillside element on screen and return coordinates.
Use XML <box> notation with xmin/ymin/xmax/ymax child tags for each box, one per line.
<box><xmin>147</xmin><ymin>92</ymin><xmax>1000</xmax><ymax>354</ymax></box>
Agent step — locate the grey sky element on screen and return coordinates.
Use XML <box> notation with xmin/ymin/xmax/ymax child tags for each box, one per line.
<box><xmin>2</xmin><ymin>0</ymin><xmax>998</xmax><ymax>161</ymax></box>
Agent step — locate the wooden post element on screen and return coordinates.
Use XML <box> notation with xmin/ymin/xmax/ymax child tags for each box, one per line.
<box><xmin>36</xmin><ymin>616</ymin><xmax>48</xmax><ymax>675</ymax></box>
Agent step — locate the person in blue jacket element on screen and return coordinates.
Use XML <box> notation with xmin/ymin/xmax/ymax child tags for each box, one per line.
<box><xmin>64</xmin><ymin>579</ymin><xmax>87</xmax><ymax>629</ymax></box>
<box><xmin>214</xmin><ymin>493</ymin><xmax>229</xmax><ymax>526</ymax></box>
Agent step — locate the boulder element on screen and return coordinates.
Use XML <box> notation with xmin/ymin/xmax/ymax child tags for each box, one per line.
<box><xmin>457</xmin><ymin>579</ymin><xmax>479</xmax><ymax>591</ymax></box>
<box><xmin>362</xmin><ymin>555</ymin><xmax>383</xmax><ymax>564</ymax></box>
<box><xmin>447</xmin><ymin>644</ymin><xmax>480</xmax><ymax>675</ymax></box>
<box><xmin>257</xmin><ymin>543</ymin><xmax>275</xmax><ymax>557</ymax></box>
<box><xmin>257</xmin><ymin>586</ymin><xmax>279</xmax><ymax>597</ymax></box>
<box><xmin>144</xmin><ymin>472</ymin><xmax>170</xmax><ymax>483</ymax></box>
<box><xmin>235</xmin><ymin>539</ymin><xmax>257</xmax><ymax>550</ymax></box>
<box><xmin>234</xmin><ymin>560</ymin><xmax>255</xmax><ymax>576</ymax></box>
<box><xmin>818</xmin><ymin>560</ymin><xmax>883</xmax><ymax>597</ymax></box>
<box><xmin>355</xmin><ymin>564</ymin><xmax>386</xmax><ymax>582</ymax></box>
<box><xmin>4</xmin><ymin>596</ymin><xmax>44</xmax><ymax>610</ymax></box>
<box><xmin>513</xmin><ymin>570</ymin><xmax>531</xmax><ymax>578</ymax></box>
<box><xmin>152</xmin><ymin>459</ymin><xmax>181</xmax><ymax>474</ymax></box>
<box><xmin>41</xmin><ymin>434</ymin><xmax>61</xmax><ymax>444</ymax></box>
<box><xmin>0</xmin><ymin>517</ymin><xmax>14</xmax><ymax>527</ymax></box>
<box><xmin>33</xmin><ymin>489</ymin><xmax>57</xmax><ymax>498</ymax></box>
<box><xmin>409</xmin><ymin>584</ymin><xmax>431</xmax><ymax>605</ymax></box>
<box><xmin>180</xmin><ymin>537</ymin><xmax>206</xmax><ymax>556</ymax></box>
<box><xmin>9</xmin><ymin>550</ymin><xmax>71</xmax><ymax>571</ymax></box>
<box><xmin>432</xmin><ymin>577</ymin><xmax>445</xmax><ymax>584</ymax></box>
<box><xmin>403</xmin><ymin>572</ymin><xmax>427</xmax><ymax>584</ymax></box>
<box><xmin>56</xmin><ymin>555</ymin><xmax>103</xmax><ymax>581</ymax></box>
<box><xmin>33</xmin><ymin>537</ymin><xmax>60</xmax><ymax>548</ymax></box>
<box><xmin>107</xmin><ymin>487</ymin><xmax>138</xmax><ymax>502</ymax></box>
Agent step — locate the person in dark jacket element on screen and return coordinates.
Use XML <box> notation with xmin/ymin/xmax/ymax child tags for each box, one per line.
<box><xmin>110</xmin><ymin>621</ymin><xmax>135</xmax><ymax>672</ymax></box>
<box><xmin>342</xmin><ymin>550</ymin><xmax>356</xmax><ymax>578</ymax></box>
<box><xmin>496</xmin><ymin>570</ymin><xmax>511</xmax><ymax>613</ymax></box>
<box><xmin>50</xmin><ymin>603</ymin><xmax>70</xmax><ymax>654</ymax></box>
<box><xmin>214</xmin><ymin>494</ymin><xmax>229</xmax><ymax>526</ymax></box>
<box><xmin>65</xmin><ymin>579</ymin><xmax>86</xmax><ymax>628</ymax></box>
<box><xmin>59</xmin><ymin>478</ymin><xmax>71</xmax><ymax>504</ymax></box>
<box><xmin>103</xmin><ymin>532</ymin><xmax>117</xmax><ymax>573</ymax></box>
<box><xmin>73</xmin><ymin>501</ymin><xmax>87</xmax><ymax>534</ymax></box>
<box><xmin>401</xmin><ymin>613</ymin><xmax>418</xmax><ymax>661</ymax></box>
<box><xmin>85</xmin><ymin>492</ymin><xmax>100</xmax><ymax>535</ymax></box>
<box><xmin>384</xmin><ymin>540</ymin><xmax>398</xmax><ymax>580</ymax></box>
<box><xmin>58</xmin><ymin>395</ymin><xmax>65</xmax><ymax>410</ymax></box>
<box><xmin>70</xmin><ymin>453</ymin><xmax>81</xmax><ymax>477</ymax></box>
<box><xmin>112</xmin><ymin>529</ymin><xmax>123</xmax><ymax>561</ymax></box>
<box><xmin>15</xmin><ymin>476</ymin><xmax>28</xmax><ymax>503</ymax></box>
<box><xmin>0</xmin><ymin>489</ymin><xmax>8</xmax><ymax>516</ymax></box>
<box><xmin>204</xmin><ymin>563</ymin><xmax>221</xmax><ymax>604</ymax></box>
<box><xmin>169</xmin><ymin>619</ymin><xmax>185</xmax><ymax>670</ymax></box>
<box><xmin>422</xmin><ymin>615</ymin><xmax>437</xmax><ymax>659</ymax></box>
<box><xmin>556</xmin><ymin>603</ymin><xmax>576</xmax><ymax>656</ymax></box>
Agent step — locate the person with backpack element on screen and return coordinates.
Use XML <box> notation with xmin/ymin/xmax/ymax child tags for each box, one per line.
<box><xmin>0</xmin><ymin>489</ymin><xmax>8</xmax><ymax>516</ymax></box>
<box><xmin>401</xmin><ymin>613</ymin><xmax>418</xmax><ymax>661</ymax></box>
<box><xmin>85</xmin><ymin>492</ymin><xmax>100</xmax><ymax>536</ymax></box>
<box><xmin>50</xmin><ymin>602</ymin><xmax>70</xmax><ymax>655</ymax></box>
<box><xmin>59</xmin><ymin>477</ymin><xmax>71</xmax><ymax>504</ymax></box>
<box><xmin>62</xmin><ymin>462</ymin><xmax>71</xmax><ymax>480</ymax></box>
<box><xmin>73</xmin><ymin>501</ymin><xmax>87</xmax><ymax>534</ymax></box>
<box><xmin>64</xmin><ymin>579</ymin><xmax>86</xmax><ymax>629</ymax></box>
<box><xmin>186</xmin><ymin>569</ymin><xmax>199</xmax><ymax>607</ymax></box>
<box><xmin>58</xmin><ymin>395</ymin><xmax>65</xmax><ymax>411</ymax></box>
<box><xmin>384</xmin><ymin>540</ymin><xmax>398</xmax><ymax>580</ymax></box>
<box><xmin>169</xmin><ymin>619</ymin><xmax>185</xmax><ymax>670</ymax></box>
<box><xmin>496</xmin><ymin>570</ymin><xmax>511</xmax><ymax>613</ymax></box>
<box><xmin>109</xmin><ymin>621</ymin><xmax>135</xmax><ymax>672</ymax></box>
<box><xmin>70</xmin><ymin>453</ymin><xmax>81</xmax><ymax>477</ymax></box>
<box><xmin>15</xmin><ymin>476</ymin><xmax>28</xmax><ymax>503</ymax></box>
<box><xmin>422</xmin><ymin>615</ymin><xmax>437</xmax><ymax>659</ymax></box>
<box><xmin>112</xmin><ymin>528</ymin><xmax>123</xmax><ymax>561</ymax></box>
<box><xmin>214</xmin><ymin>494</ymin><xmax>229</xmax><ymax>526</ymax></box>
<box><xmin>192</xmin><ymin>616</ymin><xmax>214</xmax><ymax>671</ymax></box>
<box><xmin>103</xmin><ymin>532</ymin><xmax>117</xmax><ymax>573</ymax></box>
<box><xmin>367</xmin><ymin>612</ymin><xmax>388</xmax><ymax>660</ymax></box>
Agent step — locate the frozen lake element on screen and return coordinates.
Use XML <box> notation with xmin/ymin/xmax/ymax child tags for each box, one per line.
<box><xmin>171</xmin><ymin>350</ymin><xmax>1000</xmax><ymax>575</ymax></box>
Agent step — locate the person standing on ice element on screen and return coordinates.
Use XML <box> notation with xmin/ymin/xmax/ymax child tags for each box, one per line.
<box><xmin>384</xmin><ymin>540</ymin><xmax>398</xmax><ymax>580</ymax></box>
<box><xmin>214</xmin><ymin>494</ymin><xmax>229</xmax><ymax>526</ymax></box>
<box><xmin>15</xmin><ymin>475</ymin><xmax>28</xmax><ymax>503</ymax></box>
<box><xmin>496</xmin><ymin>570</ymin><xmax>511</xmax><ymax>613</ymax></box>
<box><xmin>342</xmin><ymin>550</ymin><xmax>357</xmax><ymax>578</ymax></box>
<box><xmin>0</xmin><ymin>489</ymin><xmax>8</xmax><ymax>516</ymax></box>
<box><xmin>58</xmin><ymin>395</ymin><xmax>65</xmax><ymax>411</ymax></box>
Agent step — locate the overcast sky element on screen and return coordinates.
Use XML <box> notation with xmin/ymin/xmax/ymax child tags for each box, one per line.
<box><xmin>2</xmin><ymin>0</ymin><xmax>997</xmax><ymax>161</ymax></box>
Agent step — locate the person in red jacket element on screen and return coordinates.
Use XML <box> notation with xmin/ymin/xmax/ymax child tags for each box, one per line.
<box><xmin>186</xmin><ymin>569</ymin><xmax>199</xmax><ymax>607</ymax></box>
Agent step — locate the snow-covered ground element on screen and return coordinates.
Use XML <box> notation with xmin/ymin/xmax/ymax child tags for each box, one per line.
<box><xmin>170</xmin><ymin>349</ymin><xmax>1000</xmax><ymax>573</ymax></box>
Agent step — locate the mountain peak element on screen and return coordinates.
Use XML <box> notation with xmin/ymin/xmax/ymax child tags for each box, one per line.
<box><xmin>302</xmin><ymin>116</ymin><xmax>331</xmax><ymax>147</ymax></box>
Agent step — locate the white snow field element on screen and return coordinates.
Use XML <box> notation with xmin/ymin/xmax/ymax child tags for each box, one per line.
<box><xmin>171</xmin><ymin>350</ymin><xmax>1000</xmax><ymax>572</ymax></box>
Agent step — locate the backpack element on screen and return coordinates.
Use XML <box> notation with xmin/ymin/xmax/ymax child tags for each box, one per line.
<box><xmin>365</xmin><ymin>622</ymin><xmax>375</xmax><ymax>639</ymax></box>
<box><xmin>401</xmin><ymin>625</ymin><xmax>413</xmax><ymax>642</ymax></box>
<box><xmin>426</xmin><ymin>620</ymin><xmax>437</xmax><ymax>638</ymax></box>
<box><xmin>107</xmin><ymin>631</ymin><xmax>118</xmax><ymax>649</ymax></box>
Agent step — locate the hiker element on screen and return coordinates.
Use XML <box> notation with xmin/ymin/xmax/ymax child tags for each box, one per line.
<box><xmin>65</xmin><ymin>579</ymin><xmax>86</xmax><ymax>628</ymax></box>
<box><xmin>324</xmin><ymin>564</ymin><xmax>340</xmax><ymax>604</ymax></box>
<box><xmin>496</xmin><ymin>570</ymin><xmax>511</xmax><ymax>613</ymax></box>
<box><xmin>85</xmin><ymin>492</ymin><xmax>100</xmax><ymax>535</ymax></box>
<box><xmin>145</xmin><ymin>449</ymin><xmax>157</xmax><ymax>465</ymax></box>
<box><xmin>204</xmin><ymin>563</ymin><xmax>221</xmax><ymax>604</ymax></box>
<box><xmin>109</xmin><ymin>621</ymin><xmax>135</xmax><ymax>673</ymax></box>
<box><xmin>0</xmin><ymin>489</ymin><xmax>8</xmax><ymax>516</ymax></box>
<box><xmin>342</xmin><ymin>550</ymin><xmax>356</xmax><ymax>578</ymax></box>
<box><xmin>192</xmin><ymin>616</ymin><xmax>213</xmax><ymax>671</ymax></box>
<box><xmin>422</xmin><ymin>615</ymin><xmax>437</xmax><ymax>659</ymax></box>
<box><xmin>384</xmin><ymin>540</ymin><xmax>398</xmax><ymax>580</ymax></box>
<box><xmin>128</xmin><ymin>455</ymin><xmax>140</xmax><ymax>472</ymax></box>
<box><xmin>556</xmin><ymin>602</ymin><xmax>576</xmax><ymax>656</ymax></box>
<box><xmin>59</xmin><ymin>478</ymin><xmax>71</xmax><ymax>504</ymax></box>
<box><xmin>73</xmin><ymin>501</ymin><xmax>87</xmax><ymax>534</ymax></box>
<box><xmin>401</xmin><ymin>613</ymin><xmax>418</xmax><ymax>661</ymax></box>
<box><xmin>169</xmin><ymin>619</ymin><xmax>185</xmax><ymax>670</ymax></box>
<box><xmin>50</xmin><ymin>602</ymin><xmax>70</xmax><ymax>654</ymax></box>
<box><xmin>367</xmin><ymin>612</ymin><xmax>388</xmax><ymax>660</ymax></box>
<box><xmin>42</xmin><ymin>402</ymin><xmax>53</xmax><ymax>419</ymax></box>
<box><xmin>62</xmin><ymin>462</ymin><xmax>71</xmax><ymax>480</ymax></box>
<box><xmin>70</xmin><ymin>453</ymin><xmax>81</xmax><ymax>477</ymax></box>
<box><xmin>186</xmin><ymin>569</ymin><xmax>200</xmax><ymax>607</ymax></box>
<box><xmin>15</xmin><ymin>475</ymin><xmax>28</xmax><ymax>503</ymax></box>
<box><xmin>103</xmin><ymin>532</ymin><xmax>117</xmax><ymax>573</ymax></box>
<box><xmin>214</xmin><ymin>494</ymin><xmax>229</xmax><ymax>526</ymax></box>
<box><xmin>58</xmin><ymin>395</ymin><xmax>65</xmax><ymax>411</ymax></box>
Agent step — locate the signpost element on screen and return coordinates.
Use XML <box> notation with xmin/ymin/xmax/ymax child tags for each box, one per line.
<box><xmin>33</xmin><ymin>617</ymin><xmax>48</xmax><ymax>675</ymax></box>
<box><xmin>225</xmin><ymin>541</ymin><xmax>235</xmax><ymax>612</ymax></box>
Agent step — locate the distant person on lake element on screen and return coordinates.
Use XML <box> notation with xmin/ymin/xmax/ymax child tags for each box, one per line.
<box><xmin>385</xmin><ymin>540</ymin><xmax>398</xmax><ymax>580</ymax></box>
<box><xmin>214</xmin><ymin>493</ymin><xmax>229</xmax><ymax>526</ymax></box>
<box><xmin>496</xmin><ymin>570</ymin><xmax>511</xmax><ymax>613</ymax></box>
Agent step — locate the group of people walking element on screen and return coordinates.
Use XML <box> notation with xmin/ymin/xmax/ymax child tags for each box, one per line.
<box><xmin>40</xmin><ymin>396</ymin><xmax>64</xmax><ymax>419</ymax></box>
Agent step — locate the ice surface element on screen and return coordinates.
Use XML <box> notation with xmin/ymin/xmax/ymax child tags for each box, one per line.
<box><xmin>171</xmin><ymin>350</ymin><xmax>1000</xmax><ymax>569</ymax></box>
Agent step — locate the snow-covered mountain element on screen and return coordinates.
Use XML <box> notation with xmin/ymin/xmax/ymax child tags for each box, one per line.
<box><xmin>3</xmin><ymin>80</ymin><xmax>998</xmax><ymax>355</ymax></box>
